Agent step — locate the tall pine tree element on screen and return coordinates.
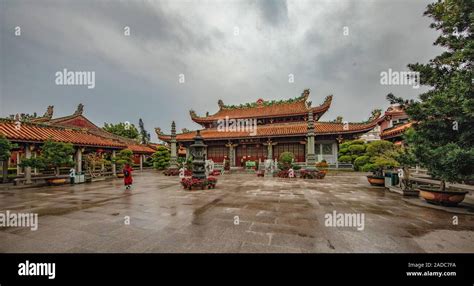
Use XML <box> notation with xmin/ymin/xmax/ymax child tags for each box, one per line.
<box><xmin>406</xmin><ymin>0</ymin><xmax>473</xmax><ymax>189</ymax></box>
<box><xmin>138</xmin><ymin>118</ymin><xmax>151</xmax><ymax>144</ymax></box>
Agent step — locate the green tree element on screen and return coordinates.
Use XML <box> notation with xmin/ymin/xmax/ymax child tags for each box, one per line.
<box><xmin>396</xmin><ymin>129</ymin><xmax>418</xmax><ymax>191</ymax></box>
<box><xmin>360</xmin><ymin>140</ymin><xmax>400</xmax><ymax>177</ymax></box>
<box><xmin>103</xmin><ymin>122</ymin><xmax>139</xmax><ymax>140</ymax></box>
<box><xmin>0</xmin><ymin>135</ymin><xmax>16</xmax><ymax>183</ymax></box>
<box><xmin>152</xmin><ymin>146</ymin><xmax>170</xmax><ymax>170</ymax></box>
<box><xmin>404</xmin><ymin>0</ymin><xmax>474</xmax><ymax>190</ymax></box>
<box><xmin>278</xmin><ymin>151</ymin><xmax>294</xmax><ymax>170</ymax></box>
<box><xmin>114</xmin><ymin>149</ymin><xmax>134</xmax><ymax>170</ymax></box>
<box><xmin>21</xmin><ymin>139</ymin><xmax>75</xmax><ymax>176</ymax></box>
<box><xmin>338</xmin><ymin>140</ymin><xmax>367</xmax><ymax>168</ymax></box>
<box><xmin>138</xmin><ymin>118</ymin><xmax>151</xmax><ymax>144</ymax></box>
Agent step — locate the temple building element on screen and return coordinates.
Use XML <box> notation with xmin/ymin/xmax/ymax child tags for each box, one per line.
<box><xmin>0</xmin><ymin>104</ymin><xmax>156</xmax><ymax>181</ymax></box>
<box><xmin>379</xmin><ymin>104</ymin><xmax>412</xmax><ymax>144</ymax></box>
<box><xmin>156</xmin><ymin>89</ymin><xmax>385</xmax><ymax>167</ymax></box>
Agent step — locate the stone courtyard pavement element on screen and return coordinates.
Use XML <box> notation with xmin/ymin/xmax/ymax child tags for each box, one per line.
<box><xmin>0</xmin><ymin>171</ymin><xmax>473</xmax><ymax>253</ymax></box>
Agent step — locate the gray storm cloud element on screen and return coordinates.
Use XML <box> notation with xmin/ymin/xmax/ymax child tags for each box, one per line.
<box><xmin>0</xmin><ymin>0</ymin><xmax>441</xmax><ymax>140</ymax></box>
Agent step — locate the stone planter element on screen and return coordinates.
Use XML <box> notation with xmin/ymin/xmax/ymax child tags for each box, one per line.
<box><xmin>367</xmin><ymin>175</ymin><xmax>385</xmax><ymax>186</ymax></box>
<box><xmin>418</xmin><ymin>186</ymin><xmax>468</xmax><ymax>207</ymax></box>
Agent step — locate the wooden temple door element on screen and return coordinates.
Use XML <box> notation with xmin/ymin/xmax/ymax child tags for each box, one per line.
<box><xmin>206</xmin><ymin>146</ymin><xmax>227</xmax><ymax>163</ymax></box>
<box><xmin>273</xmin><ymin>143</ymin><xmax>305</xmax><ymax>162</ymax></box>
<box><xmin>236</xmin><ymin>144</ymin><xmax>266</xmax><ymax>166</ymax></box>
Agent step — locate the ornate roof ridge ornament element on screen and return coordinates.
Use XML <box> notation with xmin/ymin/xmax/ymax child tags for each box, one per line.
<box><xmin>218</xmin><ymin>99</ymin><xmax>225</xmax><ymax>109</ymax></box>
<box><xmin>43</xmin><ymin>105</ymin><xmax>54</xmax><ymax>119</ymax></box>
<box><xmin>74</xmin><ymin>103</ymin><xmax>84</xmax><ymax>116</ymax></box>
<box><xmin>189</xmin><ymin>110</ymin><xmax>198</xmax><ymax>118</ymax></box>
<box><xmin>323</xmin><ymin>95</ymin><xmax>333</xmax><ymax>105</ymax></box>
<box><xmin>368</xmin><ymin>109</ymin><xmax>383</xmax><ymax>122</ymax></box>
<box><xmin>301</xmin><ymin>89</ymin><xmax>310</xmax><ymax>101</ymax></box>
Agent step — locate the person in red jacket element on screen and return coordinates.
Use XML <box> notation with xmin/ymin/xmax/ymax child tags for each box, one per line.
<box><xmin>123</xmin><ymin>163</ymin><xmax>133</xmax><ymax>190</ymax></box>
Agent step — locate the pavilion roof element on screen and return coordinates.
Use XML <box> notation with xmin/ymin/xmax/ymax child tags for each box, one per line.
<box><xmin>126</xmin><ymin>144</ymin><xmax>157</xmax><ymax>153</ymax></box>
<box><xmin>158</xmin><ymin>114</ymin><xmax>383</xmax><ymax>142</ymax></box>
<box><xmin>380</xmin><ymin>122</ymin><xmax>412</xmax><ymax>139</ymax></box>
<box><xmin>0</xmin><ymin>120</ymin><xmax>126</xmax><ymax>148</ymax></box>
<box><xmin>190</xmin><ymin>91</ymin><xmax>332</xmax><ymax>125</ymax></box>
<box><xmin>29</xmin><ymin>104</ymin><xmax>157</xmax><ymax>154</ymax></box>
<box><xmin>383</xmin><ymin>104</ymin><xmax>408</xmax><ymax>118</ymax></box>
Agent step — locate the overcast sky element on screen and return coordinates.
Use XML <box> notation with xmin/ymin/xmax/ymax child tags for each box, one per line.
<box><xmin>0</xmin><ymin>0</ymin><xmax>442</xmax><ymax>141</ymax></box>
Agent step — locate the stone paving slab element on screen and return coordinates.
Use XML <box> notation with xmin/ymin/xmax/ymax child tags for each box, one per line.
<box><xmin>0</xmin><ymin>171</ymin><xmax>473</xmax><ymax>253</ymax></box>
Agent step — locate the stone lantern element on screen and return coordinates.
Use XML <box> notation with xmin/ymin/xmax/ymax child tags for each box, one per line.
<box><xmin>190</xmin><ymin>130</ymin><xmax>207</xmax><ymax>180</ymax></box>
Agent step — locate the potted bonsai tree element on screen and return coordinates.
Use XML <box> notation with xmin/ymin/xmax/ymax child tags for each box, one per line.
<box><xmin>393</xmin><ymin>128</ymin><xmax>420</xmax><ymax>196</ymax></box>
<box><xmin>21</xmin><ymin>139</ymin><xmax>75</xmax><ymax>185</ymax></box>
<box><xmin>360</xmin><ymin>140</ymin><xmax>400</xmax><ymax>186</ymax></box>
<box><xmin>275</xmin><ymin>151</ymin><xmax>294</xmax><ymax>178</ymax></box>
<box><xmin>400</xmin><ymin>0</ymin><xmax>472</xmax><ymax>206</ymax></box>
<box><xmin>338</xmin><ymin>140</ymin><xmax>367</xmax><ymax>168</ymax></box>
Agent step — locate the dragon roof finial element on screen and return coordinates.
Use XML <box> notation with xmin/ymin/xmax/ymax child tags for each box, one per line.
<box><xmin>43</xmin><ymin>105</ymin><xmax>54</xmax><ymax>119</ymax></box>
<box><xmin>218</xmin><ymin>99</ymin><xmax>224</xmax><ymax>109</ymax></box>
<box><xmin>74</xmin><ymin>103</ymin><xmax>84</xmax><ymax>115</ymax></box>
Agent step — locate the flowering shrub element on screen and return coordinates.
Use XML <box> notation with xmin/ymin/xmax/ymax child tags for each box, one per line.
<box><xmin>207</xmin><ymin>177</ymin><xmax>217</xmax><ymax>188</ymax></box>
<box><xmin>300</xmin><ymin>169</ymin><xmax>327</xmax><ymax>179</ymax></box>
<box><xmin>316</xmin><ymin>161</ymin><xmax>329</xmax><ymax>169</ymax></box>
<box><xmin>275</xmin><ymin>170</ymin><xmax>289</xmax><ymax>178</ymax></box>
<box><xmin>274</xmin><ymin>170</ymin><xmax>296</xmax><ymax>178</ymax></box>
<box><xmin>181</xmin><ymin>178</ymin><xmax>204</xmax><ymax>190</ymax></box>
<box><xmin>300</xmin><ymin>169</ymin><xmax>317</xmax><ymax>179</ymax></box>
<box><xmin>316</xmin><ymin>170</ymin><xmax>327</xmax><ymax>179</ymax></box>
<box><xmin>180</xmin><ymin>177</ymin><xmax>217</xmax><ymax>190</ymax></box>
<box><xmin>210</xmin><ymin>170</ymin><xmax>221</xmax><ymax>176</ymax></box>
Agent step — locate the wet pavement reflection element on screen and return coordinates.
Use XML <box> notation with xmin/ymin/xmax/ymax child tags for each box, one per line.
<box><xmin>0</xmin><ymin>171</ymin><xmax>473</xmax><ymax>253</ymax></box>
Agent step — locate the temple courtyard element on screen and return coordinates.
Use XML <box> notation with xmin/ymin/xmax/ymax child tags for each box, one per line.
<box><xmin>0</xmin><ymin>170</ymin><xmax>473</xmax><ymax>253</ymax></box>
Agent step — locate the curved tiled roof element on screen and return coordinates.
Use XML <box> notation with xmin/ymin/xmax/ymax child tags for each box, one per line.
<box><xmin>0</xmin><ymin>120</ymin><xmax>126</xmax><ymax>148</ymax></box>
<box><xmin>190</xmin><ymin>95</ymin><xmax>332</xmax><ymax>124</ymax></box>
<box><xmin>6</xmin><ymin>105</ymin><xmax>158</xmax><ymax>154</ymax></box>
<box><xmin>127</xmin><ymin>144</ymin><xmax>156</xmax><ymax>153</ymax></box>
<box><xmin>381</xmin><ymin>122</ymin><xmax>412</xmax><ymax>139</ymax></box>
<box><xmin>158</xmin><ymin>116</ymin><xmax>381</xmax><ymax>142</ymax></box>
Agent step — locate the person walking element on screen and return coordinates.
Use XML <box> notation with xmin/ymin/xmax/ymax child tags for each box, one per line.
<box><xmin>123</xmin><ymin>163</ymin><xmax>133</xmax><ymax>190</ymax></box>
